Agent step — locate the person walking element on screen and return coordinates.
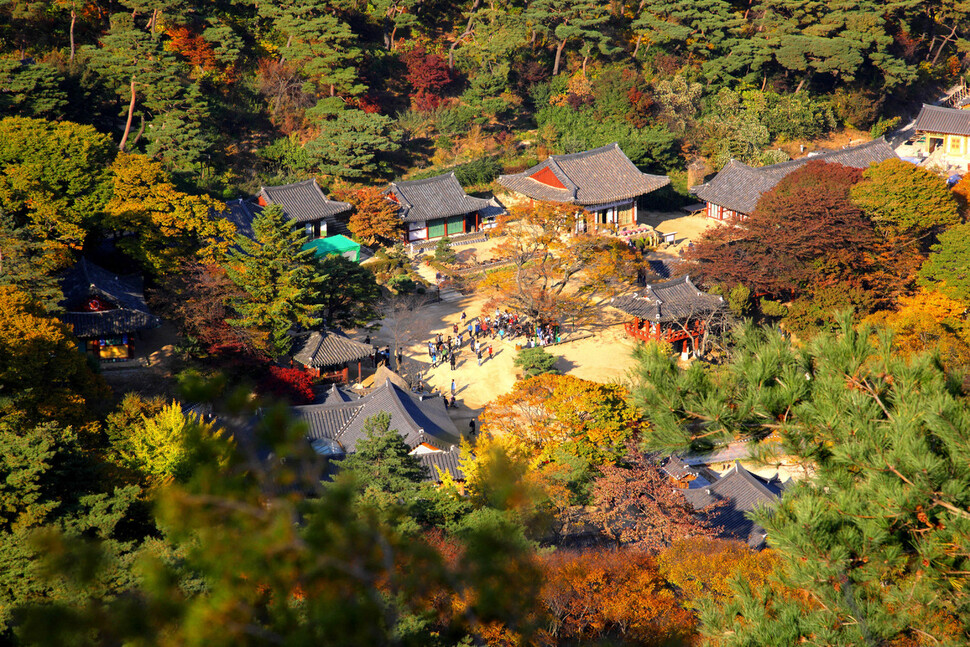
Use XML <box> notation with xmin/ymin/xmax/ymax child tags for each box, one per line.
<box><xmin>431</xmin><ymin>350</ymin><xmax>437</xmax><ymax>367</ymax></box>
<box><xmin>450</xmin><ymin>352</ymin><xmax>457</xmax><ymax>371</ymax></box>
<box><xmin>477</xmin><ymin>347</ymin><xmax>483</xmax><ymax>366</ymax></box>
<box><xmin>453</xmin><ymin>323</ymin><xmax>459</xmax><ymax>335</ymax></box>
<box><xmin>488</xmin><ymin>344</ymin><xmax>493</xmax><ymax>361</ymax></box>
<box><xmin>450</xmin><ymin>379</ymin><xmax>456</xmax><ymax>397</ymax></box>
<box><xmin>461</xmin><ymin>311</ymin><xmax>467</xmax><ymax>322</ymax></box>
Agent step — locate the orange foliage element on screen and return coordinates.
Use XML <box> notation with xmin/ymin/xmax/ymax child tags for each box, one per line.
<box><xmin>657</xmin><ymin>537</ymin><xmax>778</xmax><ymax>609</ymax></box>
<box><xmin>330</xmin><ymin>182</ymin><xmax>402</xmax><ymax>245</ymax></box>
<box><xmin>166</xmin><ymin>27</ymin><xmax>219</xmax><ymax>74</ymax></box>
<box><xmin>537</xmin><ymin>548</ymin><xmax>696</xmax><ymax>646</ymax></box>
<box><xmin>866</xmin><ymin>288</ymin><xmax>970</xmax><ymax>366</ymax></box>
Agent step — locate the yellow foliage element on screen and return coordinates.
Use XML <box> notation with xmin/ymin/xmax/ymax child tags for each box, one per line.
<box><xmin>866</xmin><ymin>288</ymin><xmax>970</xmax><ymax>366</ymax></box>
<box><xmin>106</xmin><ymin>154</ymin><xmax>236</xmax><ymax>274</ymax></box>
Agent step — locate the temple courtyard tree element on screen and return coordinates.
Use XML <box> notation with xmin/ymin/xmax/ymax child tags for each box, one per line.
<box><xmin>479</xmin><ymin>201</ymin><xmax>642</xmax><ymax>328</ymax></box>
<box><xmin>918</xmin><ymin>221</ymin><xmax>970</xmax><ymax>306</ymax></box>
<box><xmin>850</xmin><ymin>158</ymin><xmax>960</xmax><ymax>235</ymax></box>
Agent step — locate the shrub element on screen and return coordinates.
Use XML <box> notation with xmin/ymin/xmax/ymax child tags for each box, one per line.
<box><xmin>513</xmin><ymin>346</ymin><xmax>559</xmax><ymax>378</ymax></box>
<box><xmin>434</xmin><ymin>237</ymin><xmax>457</xmax><ymax>264</ymax></box>
<box><xmin>259</xmin><ymin>366</ymin><xmax>314</xmax><ymax>404</ymax></box>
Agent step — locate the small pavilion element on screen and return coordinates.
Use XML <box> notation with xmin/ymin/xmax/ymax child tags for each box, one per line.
<box><xmin>611</xmin><ymin>275</ymin><xmax>723</xmax><ymax>352</ymax></box>
<box><xmin>291</xmin><ymin>329</ymin><xmax>374</xmax><ymax>384</ymax></box>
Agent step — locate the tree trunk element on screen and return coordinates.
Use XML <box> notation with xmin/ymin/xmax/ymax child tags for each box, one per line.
<box><xmin>582</xmin><ymin>54</ymin><xmax>589</xmax><ymax>75</ymax></box>
<box><xmin>119</xmin><ymin>77</ymin><xmax>137</xmax><ymax>152</ymax></box>
<box><xmin>69</xmin><ymin>9</ymin><xmax>76</xmax><ymax>64</ymax></box>
<box><xmin>131</xmin><ymin>114</ymin><xmax>145</xmax><ymax>147</ymax></box>
<box><xmin>632</xmin><ymin>34</ymin><xmax>642</xmax><ymax>59</ymax></box>
<box><xmin>148</xmin><ymin>8</ymin><xmax>158</xmax><ymax>33</ymax></box>
<box><xmin>794</xmin><ymin>76</ymin><xmax>806</xmax><ymax>93</ymax></box>
<box><xmin>553</xmin><ymin>39</ymin><xmax>568</xmax><ymax>76</ymax></box>
<box><xmin>931</xmin><ymin>23</ymin><xmax>959</xmax><ymax>66</ymax></box>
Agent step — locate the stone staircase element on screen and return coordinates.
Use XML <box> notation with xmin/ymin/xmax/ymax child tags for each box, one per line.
<box><xmin>437</xmin><ymin>287</ymin><xmax>464</xmax><ymax>303</ymax></box>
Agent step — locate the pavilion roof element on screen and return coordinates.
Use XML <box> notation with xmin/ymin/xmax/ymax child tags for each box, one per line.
<box><xmin>294</xmin><ymin>379</ymin><xmax>461</xmax><ymax>454</ymax></box>
<box><xmin>498</xmin><ymin>143</ymin><xmax>670</xmax><ymax>206</ymax></box>
<box><xmin>914</xmin><ymin>104</ymin><xmax>970</xmax><ymax>137</ymax></box>
<box><xmin>259</xmin><ymin>179</ymin><xmax>351</xmax><ymax>223</ymax></box>
<box><xmin>610</xmin><ymin>275</ymin><xmax>723</xmax><ymax>323</ymax></box>
<box><xmin>292</xmin><ymin>329</ymin><xmax>373</xmax><ymax>368</ymax></box>
<box><xmin>680</xmin><ymin>461</ymin><xmax>789</xmax><ymax>549</ymax></box>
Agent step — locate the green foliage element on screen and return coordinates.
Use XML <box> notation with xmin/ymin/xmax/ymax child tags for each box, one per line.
<box><xmin>0</xmin><ymin>116</ymin><xmax>115</xmax><ymax>256</ymax></box>
<box><xmin>918</xmin><ymin>222</ymin><xmax>970</xmax><ymax>306</ymax></box>
<box><xmin>0</xmin><ymin>59</ymin><xmax>68</xmax><ymax>119</ymax></box>
<box><xmin>850</xmin><ymin>158</ymin><xmax>961</xmax><ymax>234</ymax></box>
<box><xmin>224</xmin><ymin>204</ymin><xmax>321</xmax><ymax>358</ymax></box>
<box><xmin>306</xmin><ymin>103</ymin><xmax>400</xmax><ymax>178</ymax></box>
<box><xmin>312</xmin><ymin>254</ymin><xmax>381</xmax><ymax>328</ymax></box>
<box><xmin>0</xmin><ymin>217</ymin><xmax>63</xmax><ymax>310</ymax></box>
<box><xmin>110</xmin><ymin>401</ymin><xmax>229</xmax><ymax>486</ymax></box>
<box><xmin>513</xmin><ymin>346</ymin><xmax>560</xmax><ymax>378</ymax></box>
<box><xmin>433</xmin><ymin>237</ymin><xmax>457</xmax><ymax>264</ymax></box>
<box><xmin>537</xmin><ymin>105</ymin><xmax>679</xmax><ymax>171</ymax></box>
<box><xmin>0</xmin><ymin>418</ymin><xmax>140</xmax><ymax>637</ymax></box>
<box><xmin>638</xmin><ymin>319</ymin><xmax>970</xmax><ymax>645</ymax></box>
<box><xmin>726</xmin><ymin>284</ymin><xmax>753</xmax><ymax>318</ymax></box>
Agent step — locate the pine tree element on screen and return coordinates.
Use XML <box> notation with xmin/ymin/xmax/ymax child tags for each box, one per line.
<box><xmin>525</xmin><ymin>0</ymin><xmax>615</xmax><ymax>75</ymax></box>
<box><xmin>312</xmin><ymin>254</ymin><xmax>381</xmax><ymax>329</ymax></box>
<box><xmin>918</xmin><ymin>222</ymin><xmax>970</xmax><ymax>306</ymax></box>
<box><xmin>276</xmin><ymin>0</ymin><xmax>364</xmax><ymax>97</ymax></box>
<box><xmin>305</xmin><ymin>102</ymin><xmax>400</xmax><ymax>178</ymax></box>
<box><xmin>632</xmin><ymin>320</ymin><xmax>970</xmax><ymax>644</ymax></box>
<box><xmin>224</xmin><ymin>204</ymin><xmax>321</xmax><ymax>358</ymax></box>
<box><xmin>339</xmin><ymin>412</ymin><xmax>428</xmax><ymax>490</ymax></box>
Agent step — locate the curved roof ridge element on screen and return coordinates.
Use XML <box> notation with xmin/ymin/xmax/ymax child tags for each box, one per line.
<box><xmin>716</xmin><ymin>460</ymin><xmax>781</xmax><ymax>500</ymax></box>
<box><xmin>393</xmin><ymin>171</ymin><xmax>459</xmax><ymax>187</ymax></box>
<box><xmin>548</xmin><ymin>141</ymin><xmax>620</xmax><ymax>161</ymax></box>
<box><xmin>333</xmin><ymin>404</ymin><xmax>367</xmax><ymax>440</ymax></box>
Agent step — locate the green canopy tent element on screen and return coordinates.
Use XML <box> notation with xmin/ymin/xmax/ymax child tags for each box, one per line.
<box><xmin>302</xmin><ymin>235</ymin><xmax>361</xmax><ymax>262</ymax></box>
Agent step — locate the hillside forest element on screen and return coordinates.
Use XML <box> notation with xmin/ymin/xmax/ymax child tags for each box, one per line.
<box><xmin>2</xmin><ymin>1</ymin><xmax>970</xmax><ymax>646</ymax></box>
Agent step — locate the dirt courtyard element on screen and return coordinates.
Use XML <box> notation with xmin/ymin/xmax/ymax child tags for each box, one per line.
<box><xmin>368</xmin><ymin>290</ymin><xmax>641</xmax><ymax>436</ymax></box>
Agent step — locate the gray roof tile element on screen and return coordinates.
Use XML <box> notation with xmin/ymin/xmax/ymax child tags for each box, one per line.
<box><xmin>418</xmin><ymin>447</ymin><xmax>465</xmax><ymax>482</ymax></box>
<box><xmin>498</xmin><ymin>143</ymin><xmax>670</xmax><ymax>206</ymax></box>
<box><xmin>292</xmin><ymin>330</ymin><xmax>374</xmax><ymax>368</ymax></box>
<box><xmin>681</xmin><ymin>461</ymin><xmax>788</xmax><ymax>549</ymax></box>
<box><xmin>691</xmin><ymin>138</ymin><xmax>897</xmax><ymax>215</ymax></box>
<box><xmin>388</xmin><ymin>172</ymin><xmax>494</xmax><ymax>223</ymax></box>
<box><xmin>914</xmin><ymin>104</ymin><xmax>970</xmax><ymax>136</ymax></box>
<box><xmin>58</xmin><ymin>259</ymin><xmax>161</xmax><ymax>338</ymax></box>
<box><xmin>259</xmin><ymin>179</ymin><xmax>351</xmax><ymax>224</ymax></box>
<box><xmin>610</xmin><ymin>275</ymin><xmax>723</xmax><ymax>322</ymax></box>
<box><xmin>223</xmin><ymin>199</ymin><xmax>261</xmax><ymax>239</ymax></box>
<box><xmin>293</xmin><ymin>380</ymin><xmax>461</xmax><ymax>454</ymax></box>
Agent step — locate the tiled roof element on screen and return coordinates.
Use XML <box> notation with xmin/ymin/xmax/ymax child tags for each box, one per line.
<box><xmin>387</xmin><ymin>172</ymin><xmax>494</xmax><ymax>223</ymax></box>
<box><xmin>498</xmin><ymin>143</ymin><xmax>670</xmax><ymax>206</ymax></box>
<box><xmin>58</xmin><ymin>258</ymin><xmax>161</xmax><ymax>338</ymax></box>
<box><xmin>259</xmin><ymin>179</ymin><xmax>351</xmax><ymax>224</ymax></box>
<box><xmin>610</xmin><ymin>275</ymin><xmax>723</xmax><ymax>323</ymax></box>
<box><xmin>914</xmin><ymin>104</ymin><xmax>970</xmax><ymax>136</ymax></box>
<box><xmin>223</xmin><ymin>198</ymin><xmax>261</xmax><ymax>240</ymax></box>
<box><xmin>418</xmin><ymin>446</ymin><xmax>465</xmax><ymax>482</ymax></box>
<box><xmin>691</xmin><ymin>138</ymin><xmax>897</xmax><ymax>215</ymax></box>
<box><xmin>293</xmin><ymin>379</ymin><xmax>461</xmax><ymax>454</ymax></box>
<box><xmin>680</xmin><ymin>461</ymin><xmax>788</xmax><ymax>549</ymax></box>
<box><xmin>292</xmin><ymin>330</ymin><xmax>373</xmax><ymax>368</ymax></box>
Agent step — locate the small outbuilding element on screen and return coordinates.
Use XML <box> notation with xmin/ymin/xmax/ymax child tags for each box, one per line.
<box><xmin>58</xmin><ymin>258</ymin><xmax>161</xmax><ymax>362</ymax></box>
<box><xmin>291</xmin><ymin>329</ymin><xmax>374</xmax><ymax>383</ymax></box>
<box><xmin>302</xmin><ymin>234</ymin><xmax>361</xmax><ymax>262</ymax></box>
<box><xmin>611</xmin><ymin>275</ymin><xmax>723</xmax><ymax>352</ymax></box>
<box><xmin>258</xmin><ymin>178</ymin><xmax>352</xmax><ymax>240</ymax></box>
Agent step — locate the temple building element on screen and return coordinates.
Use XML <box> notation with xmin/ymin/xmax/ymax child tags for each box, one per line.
<box><xmin>58</xmin><ymin>258</ymin><xmax>161</xmax><ymax>362</ymax></box>
<box><xmin>691</xmin><ymin>138</ymin><xmax>897</xmax><ymax>221</ymax></box>
<box><xmin>291</xmin><ymin>329</ymin><xmax>375</xmax><ymax>384</ymax></box>
<box><xmin>912</xmin><ymin>104</ymin><xmax>970</xmax><ymax>166</ymax></box>
<box><xmin>257</xmin><ymin>178</ymin><xmax>352</xmax><ymax>240</ymax></box>
<box><xmin>611</xmin><ymin>275</ymin><xmax>723</xmax><ymax>352</ymax></box>
<box><xmin>294</xmin><ymin>379</ymin><xmax>463</xmax><ymax>482</ymax></box>
<box><xmin>386</xmin><ymin>172</ymin><xmax>500</xmax><ymax>242</ymax></box>
<box><xmin>679</xmin><ymin>460</ymin><xmax>789</xmax><ymax>549</ymax></box>
<box><xmin>497</xmin><ymin>143</ymin><xmax>670</xmax><ymax>232</ymax></box>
